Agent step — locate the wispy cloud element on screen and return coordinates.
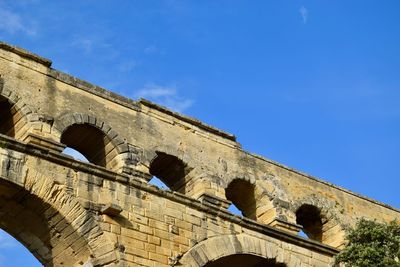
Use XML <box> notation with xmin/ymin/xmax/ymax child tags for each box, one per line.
<box><xmin>118</xmin><ymin>61</ymin><xmax>137</xmax><ymax>72</ymax></box>
<box><xmin>299</xmin><ymin>6</ymin><xmax>308</xmax><ymax>24</ymax></box>
<box><xmin>70</xmin><ymin>37</ymin><xmax>95</xmax><ymax>54</ymax></box>
<box><xmin>144</xmin><ymin>45</ymin><xmax>158</xmax><ymax>54</ymax></box>
<box><xmin>70</xmin><ymin>35</ymin><xmax>115</xmax><ymax>57</ymax></box>
<box><xmin>135</xmin><ymin>83</ymin><xmax>193</xmax><ymax>112</ymax></box>
<box><xmin>0</xmin><ymin>4</ymin><xmax>36</xmax><ymax>35</ymax></box>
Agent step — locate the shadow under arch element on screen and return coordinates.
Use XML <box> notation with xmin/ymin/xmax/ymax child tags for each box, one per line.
<box><xmin>0</xmin><ymin>150</ymin><xmax>117</xmax><ymax>266</ymax></box>
<box><xmin>292</xmin><ymin>196</ymin><xmax>347</xmax><ymax>248</ymax></box>
<box><xmin>149</xmin><ymin>151</ymin><xmax>192</xmax><ymax>193</ymax></box>
<box><xmin>204</xmin><ymin>254</ymin><xmax>286</xmax><ymax>267</ymax></box>
<box><xmin>225</xmin><ymin>178</ymin><xmax>278</xmax><ymax>224</ymax></box>
<box><xmin>0</xmin><ymin>179</ymin><xmax>92</xmax><ymax>266</ymax></box>
<box><xmin>54</xmin><ymin>113</ymin><xmax>137</xmax><ymax>172</ymax></box>
<box><xmin>225</xmin><ymin>179</ymin><xmax>257</xmax><ymax>220</ymax></box>
<box><xmin>296</xmin><ymin>204</ymin><xmax>324</xmax><ymax>241</ymax></box>
<box><xmin>0</xmin><ymin>95</ymin><xmax>16</xmax><ymax>137</ymax></box>
<box><xmin>61</xmin><ymin>123</ymin><xmax>112</xmax><ymax>167</ymax></box>
<box><xmin>177</xmin><ymin>234</ymin><xmax>300</xmax><ymax>267</ymax></box>
<box><xmin>0</xmin><ymin>92</ymin><xmax>34</xmax><ymax>140</ymax></box>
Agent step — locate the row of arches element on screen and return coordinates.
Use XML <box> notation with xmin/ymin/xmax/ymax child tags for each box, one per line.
<box><xmin>225</xmin><ymin>179</ymin><xmax>331</xmax><ymax>244</ymax></box>
<box><xmin>0</xmin><ymin>93</ymin><xmax>135</xmax><ymax>173</ymax></box>
<box><xmin>0</xmin><ymin>93</ymin><xmax>294</xmax><ymax>266</ymax></box>
<box><xmin>0</xmin><ymin>92</ymin><xmax>342</xmax><ymax>248</ymax></box>
<box><xmin>146</xmin><ymin>153</ymin><xmax>334</xmax><ymax>245</ymax></box>
<box><xmin>146</xmin><ymin>154</ymin><xmax>336</xmax><ymax>246</ymax></box>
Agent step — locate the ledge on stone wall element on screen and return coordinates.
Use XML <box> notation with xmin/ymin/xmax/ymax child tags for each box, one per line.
<box><xmin>0</xmin><ymin>41</ymin><xmax>238</xmax><ymax>145</ymax></box>
<box><xmin>0</xmin><ymin>41</ymin><xmax>52</xmax><ymax>67</ymax></box>
<box><xmin>24</xmin><ymin>133</ymin><xmax>65</xmax><ymax>153</ymax></box>
<box><xmin>101</xmin><ymin>203</ymin><xmax>123</xmax><ymax>216</ymax></box>
<box><xmin>0</xmin><ymin>134</ymin><xmax>340</xmax><ymax>257</ymax></box>
<box><xmin>198</xmin><ymin>192</ymin><xmax>232</xmax><ymax>209</ymax></box>
<box><xmin>139</xmin><ymin>99</ymin><xmax>237</xmax><ymax>142</ymax></box>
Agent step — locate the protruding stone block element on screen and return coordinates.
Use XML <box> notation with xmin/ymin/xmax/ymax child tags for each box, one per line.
<box><xmin>198</xmin><ymin>193</ymin><xmax>231</xmax><ymax>209</ymax></box>
<box><xmin>269</xmin><ymin>218</ymin><xmax>303</xmax><ymax>235</ymax></box>
<box><xmin>101</xmin><ymin>204</ymin><xmax>122</xmax><ymax>217</ymax></box>
<box><xmin>24</xmin><ymin>133</ymin><xmax>65</xmax><ymax>152</ymax></box>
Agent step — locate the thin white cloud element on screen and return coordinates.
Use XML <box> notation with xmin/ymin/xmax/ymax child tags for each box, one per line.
<box><xmin>135</xmin><ymin>83</ymin><xmax>193</xmax><ymax>112</ymax></box>
<box><xmin>0</xmin><ymin>4</ymin><xmax>36</xmax><ymax>35</ymax></box>
<box><xmin>118</xmin><ymin>61</ymin><xmax>137</xmax><ymax>73</ymax></box>
<box><xmin>144</xmin><ymin>45</ymin><xmax>158</xmax><ymax>54</ymax></box>
<box><xmin>70</xmin><ymin>37</ymin><xmax>94</xmax><ymax>54</ymax></box>
<box><xmin>163</xmin><ymin>97</ymin><xmax>193</xmax><ymax>113</ymax></box>
<box><xmin>299</xmin><ymin>6</ymin><xmax>308</xmax><ymax>24</ymax></box>
<box><xmin>70</xmin><ymin>35</ymin><xmax>117</xmax><ymax>59</ymax></box>
<box><xmin>136</xmin><ymin>85</ymin><xmax>176</xmax><ymax>98</ymax></box>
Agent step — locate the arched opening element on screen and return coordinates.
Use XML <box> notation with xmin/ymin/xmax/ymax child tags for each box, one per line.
<box><xmin>149</xmin><ymin>152</ymin><xmax>191</xmax><ymax>192</ymax></box>
<box><xmin>296</xmin><ymin>204</ymin><xmax>323</xmax><ymax>241</ymax></box>
<box><xmin>62</xmin><ymin>147</ymin><xmax>89</xmax><ymax>163</ymax></box>
<box><xmin>0</xmin><ymin>180</ymin><xmax>92</xmax><ymax>266</ymax></box>
<box><xmin>178</xmin><ymin>234</ymin><xmax>297</xmax><ymax>267</ymax></box>
<box><xmin>204</xmin><ymin>254</ymin><xmax>286</xmax><ymax>267</ymax></box>
<box><xmin>225</xmin><ymin>179</ymin><xmax>256</xmax><ymax>220</ymax></box>
<box><xmin>0</xmin><ymin>229</ymin><xmax>41</xmax><ymax>266</ymax></box>
<box><xmin>60</xmin><ymin>124</ymin><xmax>117</xmax><ymax>168</ymax></box>
<box><xmin>298</xmin><ymin>229</ymin><xmax>308</xmax><ymax>238</ymax></box>
<box><xmin>228</xmin><ymin>203</ymin><xmax>243</xmax><ymax>216</ymax></box>
<box><xmin>0</xmin><ymin>96</ymin><xmax>23</xmax><ymax>138</ymax></box>
<box><xmin>148</xmin><ymin>176</ymin><xmax>170</xmax><ymax>190</ymax></box>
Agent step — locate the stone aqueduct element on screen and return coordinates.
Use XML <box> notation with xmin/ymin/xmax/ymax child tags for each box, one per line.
<box><xmin>0</xmin><ymin>42</ymin><xmax>398</xmax><ymax>266</ymax></box>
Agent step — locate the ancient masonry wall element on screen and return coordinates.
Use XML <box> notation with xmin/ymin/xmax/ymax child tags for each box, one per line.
<box><xmin>0</xmin><ymin>42</ymin><xmax>398</xmax><ymax>266</ymax></box>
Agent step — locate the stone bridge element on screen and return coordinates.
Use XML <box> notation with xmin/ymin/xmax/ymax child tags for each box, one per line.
<box><xmin>0</xmin><ymin>42</ymin><xmax>399</xmax><ymax>266</ymax></box>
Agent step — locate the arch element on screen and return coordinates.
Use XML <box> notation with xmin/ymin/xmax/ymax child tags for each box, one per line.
<box><xmin>149</xmin><ymin>151</ymin><xmax>192</xmax><ymax>192</ymax></box>
<box><xmin>204</xmin><ymin>254</ymin><xmax>286</xmax><ymax>267</ymax></box>
<box><xmin>60</xmin><ymin>123</ymin><xmax>114</xmax><ymax>167</ymax></box>
<box><xmin>54</xmin><ymin>113</ymin><xmax>138</xmax><ymax>172</ymax></box>
<box><xmin>0</xmin><ymin>88</ymin><xmax>35</xmax><ymax>140</ymax></box>
<box><xmin>0</xmin><ymin>229</ymin><xmax>41</xmax><ymax>266</ymax></box>
<box><xmin>148</xmin><ymin>175</ymin><xmax>170</xmax><ymax>190</ymax></box>
<box><xmin>0</xmin><ymin>148</ymin><xmax>116</xmax><ymax>266</ymax></box>
<box><xmin>0</xmin><ymin>96</ymin><xmax>16</xmax><ymax>137</ymax></box>
<box><xmin>224</xmin><ymin>174</ymin><xmax>257</xmax><ymax>188</ymax></box>
<box><xmin>291</xmin><ymin>196</ymin><xmax>347</xmax><ymax>248</ymax></box>
<box><xmin>177</xmin><ymin>234</ymin><xmax>301</xmax><ymax>267</ymax></box>
<box><xmin>296</xmin><ymin>204</ymin><xmax>323</xmax><ymax>241</ymax></box>
<box><xmin>225</xmin><ymin>179</ymin><xmax>257</xmax><ymax>219</ymax></box>
<box><xmin>224</xmin><ymin>178</ymin><xmax>278</xmax><ymax>224</ymax></box>
<box><xmin>0</xmin><ymin>180</ymin><xmax>91</xmax><ymax>266</ymax></box>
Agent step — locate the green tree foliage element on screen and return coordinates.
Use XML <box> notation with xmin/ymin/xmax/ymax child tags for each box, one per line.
<box><xmin>335</xmin><ymin>219</ymin><xmax>400</xmax><ymax>267</ymax></box>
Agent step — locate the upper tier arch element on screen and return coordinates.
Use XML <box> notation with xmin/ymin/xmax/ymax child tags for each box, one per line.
<box><xmin>0</xmin><ymin>82</ymin><xmax>37</xmax><ymax>140</ymax></box>
<box><xmin>53</xmin><ymin>113</ymin><xmax>139</xmax><ymax>173</ymax></box>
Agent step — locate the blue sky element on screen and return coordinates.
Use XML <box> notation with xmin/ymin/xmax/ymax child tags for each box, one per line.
<box><xmin>0</xmin><ymin>1</ymin><xmax>399</xmax><ymax>265</ymax></box>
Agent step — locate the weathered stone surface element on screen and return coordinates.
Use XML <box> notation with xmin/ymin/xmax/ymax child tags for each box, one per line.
<box><xmin>0</xmin><ymin>42</ymin><xmax>399</xmax><ymax>266</ymax></box>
